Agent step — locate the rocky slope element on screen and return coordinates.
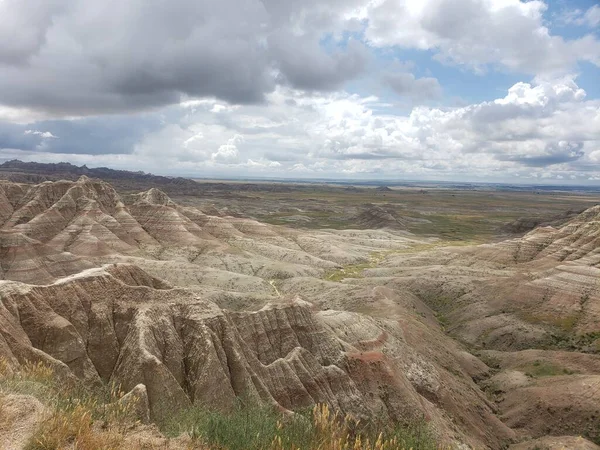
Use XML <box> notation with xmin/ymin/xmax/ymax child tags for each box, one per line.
<box><xmin>0</xmin><ymin>263</ymin><xmax>515</xmax><ymax>448</ymax></box>
<box><xmin>1</xmin><ymin>176</ymin><xmax>599</xmax><ymax>448</ymax></box>
<box><xmin>0</xmin><ymin>177</ymin><xmax>422</xmax><ymax>290</ymax></box>
<box><xmin>354</xmin><ymin>205</ymin><xmax>407</xmax><ymax>229</ymax></box>
<box><xmin>349</xmin><ymin>205</ymin><xmax>600</xmax><ymax>444</ymax></box>
<box><xmin>0</xmin><ymin>160</ymin><xmax>200</xmax><ymax>193</ymax></box>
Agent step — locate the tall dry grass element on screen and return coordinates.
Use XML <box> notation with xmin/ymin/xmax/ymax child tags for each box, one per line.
<box><xmin>1</xmin><ymin>359</ymin><xmax>441</xmax><ymax>449</ymax></box>
<box><xmin>0</xmin><ymin>359</ymin><xmax>140</xmax><ymax>450</ymax></box>
<box><xmin>167</xmin><ymin>401</ymin><xmax>439</xmax><ymax>450</ymax></box>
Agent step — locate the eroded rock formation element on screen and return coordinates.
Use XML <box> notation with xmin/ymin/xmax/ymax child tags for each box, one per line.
<box><xmin>1</xmin><ymin>176</ymin><xmax>599</xmax><ymax>448</ymax></box>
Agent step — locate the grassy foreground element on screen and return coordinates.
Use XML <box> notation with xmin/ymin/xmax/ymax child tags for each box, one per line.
<box><xmin>0</xmin><ymin>359</ymin><xmax>137</xmax><ymax>449</ymax></box>
<box><xmin>0</xmin><ymin>359</ymin><xmax>440</xmax><ymax>449</ymax></box>
<box><xmin>165</xmin><ymin>401</ymin><xmax>438</xmax><ymax>450</ymax></box>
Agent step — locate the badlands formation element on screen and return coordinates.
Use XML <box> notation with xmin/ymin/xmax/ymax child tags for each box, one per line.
<box><xmin>0</xmin><ymin>176</ymin><xmax>599</xmax><ymax>449</ymax></box>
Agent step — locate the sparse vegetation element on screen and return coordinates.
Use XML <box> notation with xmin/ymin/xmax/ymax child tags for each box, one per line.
<box><xmin>560</xmin><ymin>332</ymin><xmax>600</xmax><ymax>353</ymax></box>
<box><xmin>244</xmin><ymin>185</ymin><xmax>600</xmax><ymax>241</ymax></box>
<box><xmin>0</xmin><ymin>359</ymin><xmax>138</xmax><ymax>450</ymax></box>
<box><xmin>522</xmin><ymin>360</ymin><xmax>574</xmax><ymax>378</ymax></box>
<box><xmin>324</xmin><ymin>252</ymin><xmax>389</xmax><ymax>282</ymax></box>
<box><xmin>323</xmin><ymin>243</ymin><xmax>475</xmax><ymax>283</ymax></box>
<box><xmin>165</xmin><ymin>401</ymin><xmax>438</xmax><ymax>450</ymax></box>
<box><xmin>2</xmin><ymin>171</ymin><xmax>600</xmax><ymax>449</ymax></box>
<box><xmin>1</xmin><ymin>360</ymin><xmax>440</xmax><ymax>449</ymax></box>
<box><xmin>520</xmin><ymin>311</ymin><xmax>581</xmax><ymax>334</ymax></box>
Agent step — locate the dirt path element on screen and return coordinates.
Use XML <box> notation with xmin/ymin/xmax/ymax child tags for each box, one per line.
<box><xmin>269</xmin><ymin>279</ymin><xmax>281</xmax><ymax>297</ymax></box>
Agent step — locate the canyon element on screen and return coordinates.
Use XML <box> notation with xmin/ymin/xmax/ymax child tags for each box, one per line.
<box><xmin>0</xmin><ymin>174</ymin><xmax>599</xmax><ymax>449</ymax></box>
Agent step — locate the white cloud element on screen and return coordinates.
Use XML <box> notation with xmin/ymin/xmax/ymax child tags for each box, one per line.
<box><xmin>116</xmin><ymin>77</ymin><xmax>600</xmax><ymax>181</ymax></box>
<box><xmin>0</xmin><ymin>0</ymin><xmax>371</xmax><ymax>115</ymax></box>
<box><xmin>24</xmin><ymin>130</ymin><xmax>58</xmax><ymax>139</ymax></box>
<box><xmin>562</xmin><ymin>5</ymin><xmax>600</xmax><ymax>28</ymax></box>
<box><xmin>351</xmin><ymin>0</ymin><xmax>600</xmax><ymax>75</ymax></box>
<box><xmin>212</xmin><ymin>135</ymin><xmax>244</xmax><ymax>163</ymax></box>
<box><xmin>583</xmin><ymin>5</ymin><xmax>600</xmax><ymax>27</ymax></box>
<box><xmin>0</xmin><ymin>105</ymin><xmax>57</xmax><ymax>123</ymax></box>
<box><xmin>1</xmin><ymin>0</ymin><xmax>597</xmax><ymax>120</ymax></box>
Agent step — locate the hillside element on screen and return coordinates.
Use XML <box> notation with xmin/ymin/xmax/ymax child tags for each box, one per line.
<box><xmin>0</xmin><ymin>176</ymin><xmax>599</xmax><ymax>449</ymax></box>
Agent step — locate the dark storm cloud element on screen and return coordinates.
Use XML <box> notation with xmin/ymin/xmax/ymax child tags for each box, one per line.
<box><xmin>0</xmin><ymin>0</ymin><xmax>273</xmax><ymax>113</ymax></box>
<box><xmin>0</xmin><ymin>0</ymin><xmax>368</xmax><ymax>116</ymax></box>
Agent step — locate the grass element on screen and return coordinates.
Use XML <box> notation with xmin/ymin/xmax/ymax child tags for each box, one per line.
<box><xmin>406</xmin><ymin>214</ymin><xmax>485</xmax><ymax>242</ymax></box>
<box><xmin>0</xmin><ymin>359</ymin><xmax>139</xmax><ymax>450</ymax></box>
<box><xmin>324</xmin><ymin>252</ymin><xmax>388</xmax><ymax>282</ymax></box>
<box><xmin>164</xmin><ymin>401</ymin><xmax>439</xmax><ymax>450</ymax></box>
<box><xmin>521</xmin><ymin>360</ymin><xmax>574</xmax><ymax>378</ymax></box>
<box><xmin>260</xmin><ymin>210</ymin><xmax>351</xmax><ymax>230</ymax></box>
<box><xmin>323</xmin><ymin>241</ymin><xmax>476</xmax><ymax>283</ymax></box>
<box><xmin>237</xmin><ymin>185</ymin><xmax>600</xmax><ymax>241</ymax></box>
<box><xmin>2</xmin><ymin>360</ymin><xmax>441</xmax><ymax>449</ymax></box>
<box><xmin>574</xmin><ymin>332</ymin><xmax>600</xmax><ymax>351</ymax></box>
<box><xmin>25</xmin><ymin>404</ymin><xmax>124</xmax><ymax>450</ymax></box>
<box><xmin>434</xmin><ymin>312</ymin><xmax>450</xmax><ymax>330</ymax></box>
<box><xmin>325</xmin><ymin>262</ymin><xmax>378</xmax><ymax>282</ymax></box>
<box><xmin>551</xmin><ymin>331</ymin><xmax>600</xmax><ymax>353</ymax></box>
<box><xmin>520</xmin><ymin>311</ymin><xmax>581</xmax><ymax>334</ymax></box>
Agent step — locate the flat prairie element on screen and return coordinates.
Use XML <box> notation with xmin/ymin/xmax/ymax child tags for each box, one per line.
<box><xmin>178</xmin><ymin>180</ymin><xmax>600</xmax><ymax>241</ymax></box>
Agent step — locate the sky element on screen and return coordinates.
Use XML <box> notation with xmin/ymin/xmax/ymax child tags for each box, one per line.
<box><xmin>0</xmin><ymin>0</ymin><xmax>599</xmax><ymax>183</ymax></box>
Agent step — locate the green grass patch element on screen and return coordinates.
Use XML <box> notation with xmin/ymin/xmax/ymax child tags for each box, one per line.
<box><xmin>522</xmin><ymin>360</ymin><xmax>575</xmax><ymax>378</ymax></box>
<box><xmin>164</xmin><ymin>401</ymin><xmax>438</xmax><ymax>450</ymax></box>
<box><xmin>555</xmin><ymin>332</ymin><xmax>600</xmax><ymax>353</ymax></box>
<box><xmin>323</xmin><ymin>241</ymin><xmax>477</xmax><ymax>283</ymax></box>
<box><xmin>324</xmin><ymin>252</ymin><xmax>389</xmax><ymax>282</ymax></box>
<box><xmin>520</xmin><ymin>311</ymin><xmax>581</xmax><ymax>333</ymax></box>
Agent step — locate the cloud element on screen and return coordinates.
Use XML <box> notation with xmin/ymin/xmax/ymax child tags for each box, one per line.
<box><xmin>0</xmin><ymin>0</ymin><xmax>369</xmax><ymax>116</ymax></box>
<box><xmin>35</xmin><ymin>76</ymin><xmax>581</xmax><ymax>181</ymax></box>
<box><xmin>0</xmin><ymin>122</ymin><xmax>44</xmax><ymax>151</ymax></box>
<box><xmin>0</xmin><ymin>0</ymin><xmax>68</xmax><ymax>66</ymax></box>
<box><xmin>24</xmin><ymin>130</ymin><xmax>58</xmax><ymax>139</ymax></box>
<box><xmin>562</xmin><ymin>5</ymin><xmax>600</xmax><ymax>28</ymax></box>
<box><xmin>271</xmin><ymin>35</ymin><xmax>369</xmax><ymax>91</ymax></box>
<box><xmin>382</xmin><ymin>72</ymin><xmax>442</xmax><ymax>101</ymax></box>
<box><xmin>212</xmin><ymin>135</ymin><xmax>244</xmax><ymax>163</ymax></box>
<box><xmin>0</xmin><ymin>0</ymin><xmax>274</xmax><ymax>114</ymax></box>
<box><xmin>4</xmin><ymin>76</ymin><xmax>599</xmax><ymax>182</ymax></box>
<box><xmin>494</xmin><ymin>141</ymin><xmax>585</xmax><ymax>167</ymax></box>
<box><xmin>0</xmin><ymin>114</ymin><xmax>161</xmax><ymax>155</ymax></box>
<box><xmin>1</xmin><ymin>0</ymin><xmax>599</xmax><ymax>185</ymax></box>
<box><xmin>583</xmin><ymin>5</ymin><xmax>600</xmax><ymax>27</ymax></box>
<box><xmin>0</xmin><ymin>0</ymin><xmax>598</xmax><ymax>120</ymax></box>
<box><xmin>355</xmin><ymin>0</ymin><xmax>600</xmax><ymax>75</ymax></box>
